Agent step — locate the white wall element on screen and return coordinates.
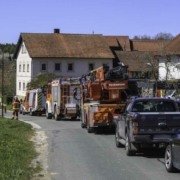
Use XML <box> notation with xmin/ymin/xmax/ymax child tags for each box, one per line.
<box><xmin>16</xmin><ymin>42</ymin><xmax>32</xmax><ymax>97</ymax></box>
<box><xmin>159</xmin><ymin>57</ymin><xmax>180</xmax><ymax>80</ymax></box>
<box><xmin>32</xmin><ymin>58</ymin><xmax>113</xmax><ymax>77</ymax></box>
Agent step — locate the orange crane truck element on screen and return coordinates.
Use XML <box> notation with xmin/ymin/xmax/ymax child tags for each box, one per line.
<box><xmin>79</xmin><ymin>64</ymin><xmax>129</xmax><ymax>133</ymax></box>
<box><xmin>45</xmin><ymin>77</ymin><xmax>81</xmax><ymax>120</ymax></box>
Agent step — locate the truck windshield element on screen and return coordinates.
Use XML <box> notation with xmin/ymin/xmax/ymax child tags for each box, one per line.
<box><xmin>132</xmin><ymin>100</ymin><xmax>176</xmax><ymax>112</ymax></box>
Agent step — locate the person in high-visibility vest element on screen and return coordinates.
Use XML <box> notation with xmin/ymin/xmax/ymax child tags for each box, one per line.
<box><xmin>11</xmin><ymin>96</ymin><xmax>20</xmax><ymax>120</ymax></box>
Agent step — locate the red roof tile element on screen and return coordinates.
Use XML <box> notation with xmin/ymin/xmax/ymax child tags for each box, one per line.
<box><xmin>115</xmin><ymin>51</ymin><xmax>158</xmax><ymax>71</ymax></box>
<box><xmin>165</xmin><ymin>34</ymin><xmax>180</xmax><ymax>54</ymax></box>
<box><xmin>20</xmin><ymin>33</ymin><xmax>114</xmax><ymax>59</ymax></box>
<box><xmin>104</xmin><ymin>36</ymin><xmax>131</xmax><ymax>51</ymax></box>
<box><xmin>131</xmin><ymin>40</ymin><xmax>170</xmax><ymax>51</ymax></box>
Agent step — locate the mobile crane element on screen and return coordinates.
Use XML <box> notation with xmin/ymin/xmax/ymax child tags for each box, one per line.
<box><xmin>79</xmin><ymin>64</ymin><xmax>129</xmax><ymax>133</ymax></box>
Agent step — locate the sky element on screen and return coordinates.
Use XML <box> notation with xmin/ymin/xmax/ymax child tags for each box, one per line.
<box><xmin>1</xmin><ymin>0</ymin><xmax>180</xmax><ymax>44</ymax></box>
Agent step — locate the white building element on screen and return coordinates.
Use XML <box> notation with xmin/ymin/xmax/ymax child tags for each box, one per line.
<box><xmin>13</xmin><ymin>29</ymin><xmax>114</xmax><ymax>98</ymax></box>
<box><xmin>158</xmin><ymin>34</ymin><xmax>180</xmax><ymax>81</ymax></box>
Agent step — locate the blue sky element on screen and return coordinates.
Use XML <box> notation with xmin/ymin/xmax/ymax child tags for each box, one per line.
<box><xmin>1</xmin><ymin>0</ymin><xmax>180</xmax><ymax>44</ymax></box>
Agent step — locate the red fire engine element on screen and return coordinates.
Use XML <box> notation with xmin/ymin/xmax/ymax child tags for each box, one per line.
<box><xmin>45</xmin><ymin>77</ymin><xmax>81</xmax><ymax>120</ymax></box>
<box><xmin>20</xmin><ymin>88</ymin><xmax>46</xmax><ymax>116</ymax></box>
<box><xmin>79</xmin><ymin>64</ymin><xmax>129</xmax><ymax>133</ymax></box>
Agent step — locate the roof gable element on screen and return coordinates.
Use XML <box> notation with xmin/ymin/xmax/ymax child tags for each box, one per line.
<box><xmin>165</xmin><ymin>34</ymin><xmax>180</xmax><ymax>54</ymax></box>
<box><xmin>104</xmin><ymin>36</ymin><xmax>131</xmax><ymax>51</ymax></box>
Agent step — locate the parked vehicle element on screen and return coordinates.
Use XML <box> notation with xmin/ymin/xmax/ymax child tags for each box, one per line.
<box><xmin>20</xmin><ymin>88</ymin><xmax>46</xmax><ymax>116</ymax></box>
<box><xmin>115</xmin><ymin>97</ymin><xmax>180</xmax><ymax>156</ymax></box>
<box><xmin>165</xmin><ymin>128</ymin><xmax>180</xmax><ymax>172</ymax></box>
<box><xmin>79</xmin><ymin>64</ymin><xmax>129</xmax><ymax>133</ymax></box>
<box><xmin>45</xmin><ymin>77</ymin><xmax>81</xmax><ymax>120</ymax></box>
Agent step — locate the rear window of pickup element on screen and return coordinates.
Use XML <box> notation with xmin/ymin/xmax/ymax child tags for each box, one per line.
<box><xmin>132</xmin><ymin>100</ymin><xmax>176</xmax><ymax>112</ymax></box>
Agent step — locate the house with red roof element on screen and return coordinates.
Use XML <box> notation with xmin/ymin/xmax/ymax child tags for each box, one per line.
<box><xmin>13</xmin><ymin>29</ymin><xmax>114</xmax><ymax>98</ymax></box>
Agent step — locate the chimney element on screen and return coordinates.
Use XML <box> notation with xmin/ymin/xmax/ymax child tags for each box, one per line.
<box><xmin>54</xmin><ymin>28</ymin><xmax>60</xmax><ymax>34</ymax></box>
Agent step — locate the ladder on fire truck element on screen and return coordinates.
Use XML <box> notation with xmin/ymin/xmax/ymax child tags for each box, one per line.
<box><xmin>61</xmin><ymin>77</ymin><xmax>80</xmax><ymax>108</ymax></box>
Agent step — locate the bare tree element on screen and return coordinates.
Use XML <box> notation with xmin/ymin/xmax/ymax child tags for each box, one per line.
<box><xmin>153</xmin><ymin>32</ymin><xmax>174</xmax><ymax>40</ymax></box>
<box><xmin>137</xmin><ymin>52</ymin><xmax>159</xmax><ymax>96</ymax></box>
<box><xmin>133</xmin><ymin>35</ymin><xmax>151</xmax><ymax>40</ymax></box>
<box><xmin>158</xmin><ymin>47</ymin><xmax>179</xmax><ymax>96</ymax></box>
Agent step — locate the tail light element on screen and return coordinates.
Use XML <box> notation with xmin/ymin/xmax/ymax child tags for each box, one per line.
<box><xmin>132</xmin><ymin>118</ymin><xmax>138</xmax><ymax>134</ymax></box>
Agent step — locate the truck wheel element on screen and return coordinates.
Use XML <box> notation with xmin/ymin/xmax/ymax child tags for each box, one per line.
<box><xmin>81</xmin><ymin>123</ymin><xmax>86</xmax><ymax>128</ymax></box>
<box><xmin>46</xmin><ymin>106</ymin><xmax>52</xmax><ymax>119</ymax></box>
<box><xmin>165</xmin><ymin>145</ymin><xmax>178</xmax><ymax>172</ymax></box>
<box><xmin>30</xmin><ymin>109</ymin><xmax>34</xmax><ymax>116</ymax></box>
<box><xmin>115</xmin><ymin>127</ymin><xmax>124</xmax><ymax>148</ymax></box>
<box><xmin>54</xmin><ymin>109</ymin><xmax>59</xmax><ymax>121</ymax></box>
<box><xmin>22</xmin><ymin>109</ymin><xmax>25</xmax><ymax>115</ymax></box>
<box><xmin>125</xmin><ymin>133</ymin><xmax>135</xmax><ymax>156</ymax></box>
<box><xmin>87</xmin><ymin>126</ymin><xmax>93</xmax><ymax>133</ymax></box>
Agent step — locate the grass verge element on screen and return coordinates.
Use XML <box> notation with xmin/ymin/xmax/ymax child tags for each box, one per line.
<box><xmin>0</xmin><ymin>117</ymin><xmax>40</xmax><ymax>180</ymax></box>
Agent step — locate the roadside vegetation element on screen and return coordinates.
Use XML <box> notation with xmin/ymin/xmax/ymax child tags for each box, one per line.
<box><xmin>0</xmin><ymin>117</ymin><xmax>41</xmax><ymax>180</ymax></box>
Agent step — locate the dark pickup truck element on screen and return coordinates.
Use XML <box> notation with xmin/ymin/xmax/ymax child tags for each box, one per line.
<box><xmin>115</xmin><ymin>97</ymin><xmax>180</xmax><ymax>156</ymax></box>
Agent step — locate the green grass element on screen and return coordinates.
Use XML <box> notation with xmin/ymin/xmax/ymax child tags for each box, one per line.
<box><xmin>0</xmin><ymin>104</ymin><xmax>12</xmax><ymax>111</ymax></box>
<box><xmin>0</xmin><ymin>117</ymin><xmax>40</xmax><ymax>180</ymax></box>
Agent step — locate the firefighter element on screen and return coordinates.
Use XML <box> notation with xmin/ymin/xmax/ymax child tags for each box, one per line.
<box><xmin>11</xmin><ymin>96</ymin><xmax>20</xmax><ymax>120</ymax></box>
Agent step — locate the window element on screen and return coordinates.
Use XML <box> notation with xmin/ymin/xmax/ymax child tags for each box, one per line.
<box><xmin>68</xmin><ymin>63</ymin><xmax>73</xmax><ymax>71</ymax></box>
<box><xmin>19</xmin><ymin>82</ymin><xmax>21</xmax><ymax>90</ymax></box>
<box><xmin>22</xmin><ymin>45</ymin><xmax>27</xmax><ymax>54</ymax></box>
<box><xmin>55</xmin><ymin>63</ymin><xmax>61</xmax><ymax>71</ymax></box>
<box><xmin>41</xmin><ymin>63</ymin><xmax>47</xmax><ymax>71</ymax></box>
<box><xmin>23</xmin><ymin>82</ymin><xmax>25</xmax><ymax>91</ymax></box>
<box><xmin>23</xmin><ymin>64</ymin><xmax>25</xmax><ymax>72</ymax></box>
<box><xmin>19</xmin><ymin>64</ymin><xmax>21</xmax><ymax>72</ymax></box>
<box><xmin>27</xmin><ymin>64</ymin><xmax>29</xmax><ymax>72</ymax></box>
<box><xmin>89</xmin><ymin>63</ymin><xmax>94</xmax><ymax>71</ymax></box>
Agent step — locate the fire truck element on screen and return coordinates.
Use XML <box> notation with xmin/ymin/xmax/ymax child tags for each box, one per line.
<box><xmin>79</xmin><ymin>64</ymin><xmax>129</xmax><ymax>133</ymax></box>
<box><xmin>45</xmin><ymin>77</ymin><xmax>81</xmax><ymax>120</ymax></box>
<box><xmin>20</xmin><ymin>88</ymin><xmax>46</xmax><ymax>116</ymax></box>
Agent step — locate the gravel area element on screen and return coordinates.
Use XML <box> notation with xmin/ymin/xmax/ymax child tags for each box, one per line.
<box><xmin>31</xmin><ymin>130</ymin><xmax>52</xmax><ymax>180</ymax></box>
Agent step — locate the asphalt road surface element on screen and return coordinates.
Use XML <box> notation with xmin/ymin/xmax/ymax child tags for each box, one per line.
<box><xmin>4</xmin><ymin>111</ymin><xmax>180</xmax><ymax>180</ymax></box>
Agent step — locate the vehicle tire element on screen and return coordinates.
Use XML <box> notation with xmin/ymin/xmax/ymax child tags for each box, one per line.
<box><xmin>115</xmin><ymin>126</ymin><xmax>124</xmax><ymax>148</ymax></box>
<box><xmin>87</xmin><ymin>126</ymin><xmax>93</xmax><ymax>133</ymax></box>
<box><xmin>54</xmin><ymin>108</ymin><xmax>59</xmax><ymax>121</ymax></box>
<box><xmin>46</xmin><ymin>106</ymin><xmax>52</xmax><ymax>119</ymax></box>
<box><xmin>29</xmin><ymin>109</ymin><xmax>34</xmax><ymax>116</ymax></box>
<box><xmin>81</xmin><ymin>123</ymin><xmax>86</xmax><ymax>128</ymax></box>
<box><xmin>125</xmin><ymin>133</ymin><xmax>135</xmax><ymax>156</ymax></box>
<box><xmin>22</xmin><ymin>109</ymin><xmax>25</xmax><ymax>115</ymax></box>
<box><xmin>165</xmin><ymin>145</ymin><xmax>178</xmax><ymax>172</ymax></box>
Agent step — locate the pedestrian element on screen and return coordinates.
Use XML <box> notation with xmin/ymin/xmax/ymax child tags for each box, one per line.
<box><xmin>11</xmin><ymin>96</ymin><xmax>20</xmax><ymax>120</ymax></box>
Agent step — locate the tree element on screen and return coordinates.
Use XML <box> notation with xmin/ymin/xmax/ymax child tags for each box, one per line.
<box><xmin>133</xmin><ymin>35</ymin><xmax>151</xmax><ymax>40</ymax></box>
<box><xmin>133</xmin><ymin>32</ymin><xmax>174</xmax><ymax>40</ymax></box>
<box><xmin>0</xmin><ymin>60</ymin><xmax>16</xmax><ymax>97</ymax></box>
<box><xmin>153</xmin><ymin>32</ymin><xmax>174</xmax><ymax>40</ymax></box>
<box><xmin>26</xmin><ymin>72</ymin><xmax>62</xmax><ymax>89</ymax></box>
<box><xmin>158</xmin><ymin>47</ymin><xmax>179</xmax><ymax>96</ymax></box>
<box><xmin>137</xmin><ymin>52</ymin><xmax>159</xmax><ymax>96</ymax></box>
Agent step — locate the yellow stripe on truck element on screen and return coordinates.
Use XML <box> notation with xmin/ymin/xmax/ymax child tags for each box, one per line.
<box><xmin>38</xmin><ymin>92</ymin><xmax>42</xmax><ymax>106</ymax></box>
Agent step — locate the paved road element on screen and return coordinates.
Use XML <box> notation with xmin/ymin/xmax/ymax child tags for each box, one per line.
<box><xmin>4</xmin><ymin>111</ymin><xmax>180</xmax><ymax>180</ymax></box>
